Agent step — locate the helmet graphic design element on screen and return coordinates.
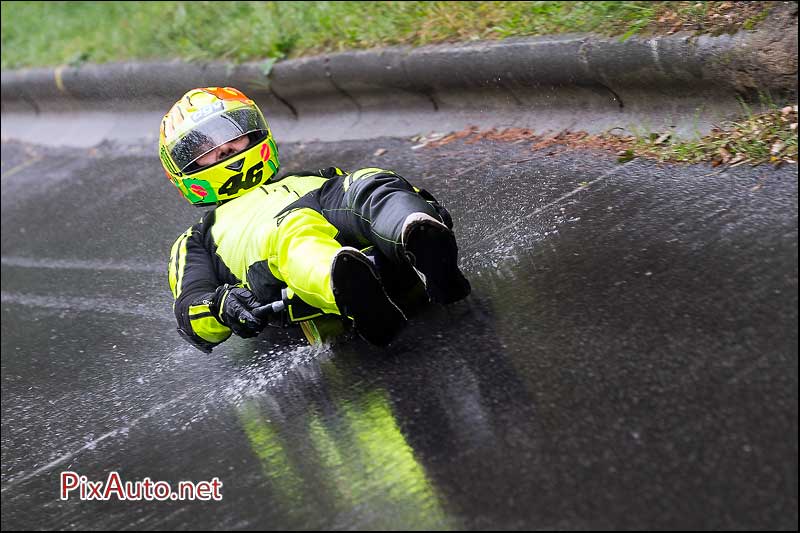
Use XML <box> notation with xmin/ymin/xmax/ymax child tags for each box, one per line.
<box><xmin>159</xmin><ymin>87</ymin><xmax>280</xmax><ymax>206</ymax></box>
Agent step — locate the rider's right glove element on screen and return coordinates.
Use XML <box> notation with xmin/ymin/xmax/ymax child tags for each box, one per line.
<box><xmin>210</xmin><ymin>284</ymin><xmax>266</xmax><ymax>338</ymax></box>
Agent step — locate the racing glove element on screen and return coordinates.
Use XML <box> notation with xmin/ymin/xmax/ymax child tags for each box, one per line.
<box><xmin>210</xmin><ymin>284</ymin><xmax>266</xmax><ymax>338</ymax></box>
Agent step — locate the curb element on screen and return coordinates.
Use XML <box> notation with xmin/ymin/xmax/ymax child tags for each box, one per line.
<box><xmin>1</xmin><ymin>22</ymin><xmax>796</xmax><ymax>146</ymax></box>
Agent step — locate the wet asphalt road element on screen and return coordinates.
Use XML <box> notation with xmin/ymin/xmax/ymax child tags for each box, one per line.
<box><xmin>1</xmin><ymin>133</ymin><xmax>798</xmax><ymax>530</ymax></box>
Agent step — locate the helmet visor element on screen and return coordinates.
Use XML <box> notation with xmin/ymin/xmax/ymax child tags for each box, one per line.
<box><xmin>168</xmin><ymin>105</ymin><xmax>269</xmax><ymax>172</ymax></box>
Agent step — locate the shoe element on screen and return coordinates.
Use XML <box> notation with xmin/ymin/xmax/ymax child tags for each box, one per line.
<box><xmin>331</xmin><ymin>247</ymin><xmax>407</xmax><ymax>346</ymax></box>
<box><xmin>401</xmin><ymin>213</ymin><xmax>471</xmax><ymax>304</ymax></box>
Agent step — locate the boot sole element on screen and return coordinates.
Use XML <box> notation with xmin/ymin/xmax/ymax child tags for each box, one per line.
<box><xmin>331</xmin><ymin>249</ymin><xmax>407</xmax><ymax>346</ymax></box>
<box><xmin>405</xmin><ymin>220</ymin><xmax>471</xmax><ymax>304</ymax></box>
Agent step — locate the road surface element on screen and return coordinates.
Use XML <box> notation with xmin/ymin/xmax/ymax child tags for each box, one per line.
<box><xmin>1</xmin><ymin>133</ymin><xmax>797</xmax><ymax>529</ymax></box>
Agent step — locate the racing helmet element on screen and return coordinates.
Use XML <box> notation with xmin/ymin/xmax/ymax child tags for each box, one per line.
<box><xmin>159</xmin><ymin>87</ymin><xmax>280</xmax><ymax>206</ymax></box>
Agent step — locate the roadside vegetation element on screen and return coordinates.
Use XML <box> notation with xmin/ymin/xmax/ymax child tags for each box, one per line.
<box><xmin>618</xmin><ymin>104</ymin><xmax>798</xmax><ymax>167</ymax></box>
<box><xmin>2</xmin><ymin>1</ymin><xmax>793</xmax><ymax>169</ymax></box>
<box><xmin>0</xmin><ymin>1</ymin><xmax>779</xmax><ymax>69</ymax></box>
<box><xmin>422</xmin><ymin>104</ymin><xmax>799</xmax><ymax>169</ymax></box>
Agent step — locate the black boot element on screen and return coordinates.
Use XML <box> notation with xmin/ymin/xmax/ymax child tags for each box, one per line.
<box><xmin>331</xmin><ymin>247</ymin><xmax>407</xmax><ymax>346</ymax></box>
<box><xmin>401</xmin><ymin>213</ymin><xmax>471</xmax><ymax>304</ymax></box>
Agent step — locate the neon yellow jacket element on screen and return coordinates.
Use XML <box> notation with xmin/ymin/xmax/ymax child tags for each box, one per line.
<box><xmin>168</xmin><ymin>168</ymin><xmax>349</xmax><ymax>352</ymax></box>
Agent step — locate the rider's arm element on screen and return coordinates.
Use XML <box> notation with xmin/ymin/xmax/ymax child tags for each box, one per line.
<box><xmin>168</xmin><ymin>218</ymin><xmax>232</xmax><ymax>353</ymax></box>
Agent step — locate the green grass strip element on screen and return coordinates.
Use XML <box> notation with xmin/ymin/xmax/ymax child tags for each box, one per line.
<box><xmin>1</xmin><ymin>1</ymin><xmax>773</xmax><ymax>69</ymax></box>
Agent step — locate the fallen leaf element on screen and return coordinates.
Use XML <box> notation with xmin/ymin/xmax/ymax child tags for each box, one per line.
<box><xmin>654</xmin><ymin>132</ymin><xmax>671</xmax><ymax>145</ymax></box>
<box><xmin>373</xmin><ymin>148</ymin><xmax>387</xmax><ymax>157</ymax></box>
<box><xmin>771</xmin><ymin>141</ymin><xmax>785</xmax><ymax>155</ymax></box>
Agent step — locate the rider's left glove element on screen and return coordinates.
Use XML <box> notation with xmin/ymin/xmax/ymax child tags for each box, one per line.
<box><xmin>210</xmin><ymin>284</ymin><xmax>266</xmax><ymax>338</ymax></box>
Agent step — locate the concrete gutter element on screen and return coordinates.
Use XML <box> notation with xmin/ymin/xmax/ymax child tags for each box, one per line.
<box><xmin>1</xmin><ymin>13</ymin><xmax>796</xmax><ymax>147</ymax></box>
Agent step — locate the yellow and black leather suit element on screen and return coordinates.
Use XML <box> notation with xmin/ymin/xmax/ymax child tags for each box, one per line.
<box><xmin>168</xmin><ymin>166</ymin><xmax>452</xmax><ymax>353</ymax></box>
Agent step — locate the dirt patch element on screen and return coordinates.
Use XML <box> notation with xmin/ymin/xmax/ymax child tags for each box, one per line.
<box><xmin>643</xmin><ymin>1</ymin><xmax>778</xmax><ymax>36</ymax></box>
<box><xmin>703</xmin><ymin>2</ymin><xmax>798</xmax><ymax>96</ymax></box>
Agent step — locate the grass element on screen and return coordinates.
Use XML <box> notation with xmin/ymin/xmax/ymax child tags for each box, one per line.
<box><xmin>625</xmin><ymin>104</ymin><xmax>799</xmax><ymax>167</ymax></box>
<box><xmin>0</xmin><ymin>1</ymin><xmax>777</xmax><ymax>69</ymax></box>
